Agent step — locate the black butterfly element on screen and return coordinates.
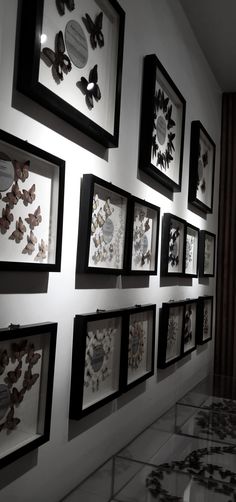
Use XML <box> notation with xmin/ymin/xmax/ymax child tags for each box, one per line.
<box><xmin>0</xmin><ymin>406</ymin><xmax>20</xmax><ymax>433</ymax></box>
<box><xmin>42</xmin><ymin>31</ymin><xmax>72</xmax><ymax>82</ymax></box>
<box><xmin>56</xmin><ymin>0</ymin><xmax>75</xmax><ymax>16</ymax></box>
<box><xmin>165</xmin><ymin>105</ymin><xmax>176</xmax><ymax>130</ymax></box>
<box><xmin>77</xmin><ymin>64</ymin><xmax>101</xmax><ymax>110</ymax></box>
<box><xmin>82</xmin><ymin>12</ymin><xmax>104</xmax><ymax>49</ymax></box>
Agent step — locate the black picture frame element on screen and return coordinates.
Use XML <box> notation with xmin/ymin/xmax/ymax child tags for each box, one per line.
<box><xmin>125</xmin><ymin>197</ymin><xmax>160</xmax><ymax>275</ymax></box>
<box><xmin>121</xmin><ymin>304</ymin><xmax>156</xmax><ymax>391</ymax></box>
<box><xmin>76</xmin><ymin>174</ymin><xmax>129</xmax><ymax>274</ymax></box>
<box><xmin>158</xmin><ymin>300</ymin><xmax>185</xmax><ymax>368</ymax></box>
<box><xmin>69</xmin><ymin>309</ymin><xmax>123</xmax><ymax>419</ymax></box>
<box><xmin>182</xmin><ymin>299</ymin><xmax>198</xmax><ymax>356</ymax></box>
<box><xmin>188</xmin><ymin>121</ymin><xmax>216</xmax><ymax>213</ymax></box>
<box><xmin>138</xmin><ymin>54</ymin><xmax>186</xmax><ymax>192</ymax></box>
<box><xmin>161</xmin><ymin>213</ymin><xmax>186</xmax><ymax>276</ymax></box>
<box><xmin>197</xmin><ymin>296</ymin><xmax>213</xmax><ymax>345</ymax></box>
<box><xmin>0</xmin><ymin>322</ymin><xmax>57</xmax><ymax>468</ymax></box>
<box><xmin>199</xmin><ymin>230</ymin><xmax>216</xmax><ymax>277</ymax></box>
<box><xmin>184</xmin><ymin>222</ymin><xmax>199</xmax><ymax>277</ymax></box>
<box><xmin>0</xmin><ymin>129</ymin><xmax>64</xmax><ymax>271</ymax></box>
<box><xmin>16</xmin><ymin>0</ymin><xmax>125</xmax><ymax>148</ymax></box>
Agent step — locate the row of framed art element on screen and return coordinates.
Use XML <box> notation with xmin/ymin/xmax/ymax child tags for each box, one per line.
<box><xmin>0</xmin><ymin>297</ymin><xmax>212</xmax><ymax>469</ymax></box>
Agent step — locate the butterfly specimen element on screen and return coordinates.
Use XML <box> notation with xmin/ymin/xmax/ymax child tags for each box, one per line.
<box><xmin>77</xmin><ymin>64</ymin><xmax>101</xmax><ymax>110</ymax></box>
<box><xmin>2</xmin><ymin>181</ymin><xmax>21</xmax><ymax>208</ymax></box>
<box><xmin>93</xmin><ymin>194</ymin><xmax>99</xmax><ymax>210</ymax></box>
<box><xmin>97</xmin><ymin>208</ymin><xmax>105</xmax><ymax>227</ymax></box>
<box><xmin>56</xmin><ymin>0</ymin><xmax>75</xmax><ymax>16</ymax></box>
<box><xmin>22</xmin><ymin>230</ymin><xmax>37</xmax><ymax>255</ymax></box>
<box><xmin>23</xmin><ymin>367</ymin><xmax>39</xmax><ymax>391</ymax></box>
<box><xmin>11</xmin><ymin>387</ymin><xmax>25</xmax><ymax>407</ymax></box>
<box><xmin>26</xmin><ymin>344</ymin><xmax>41</xmax><ymax>367</ymax></box>
<box><xmin>9</xmin><ymin>217</ymin><xmax>26</xmax><ymax>243</ymax></box>
<box><xmin>144</xmin><ymin>218</ymin><xmax>150</xmax><ymax>232</ymax></box>
<box><xmin>82</xmin><ymin>12</ymin><xmax>104</xmax><ymax>49</ymax></box>
<box><xmin>34</xmin><ymin>239</ymin><xmax>48</xmax><ymax>262</ymax></box>
<box><xmin>168</xmin><ymin>226</ymin><xmax>180</xmax><ymax>267</ymax></box>
<box><xmin>13</xmin><ymin>159</ymin><xmax>30</xmax><ymax>183</ymax></box>
<box><xmin>11</xmin><ymin>340</ymin><xmax>28</xmax><ymax>363</ymax></box>
<box><xmin>141</xmin><ymin>250</ymin><xmax>151</xmax><ymax>266</ymax></box>
<box><xmin>0</xmin><ymin>350</ymin><xmax>9</xmax><ymax>375</ymax></box>
<box><xmin>103</xmin><ymin>198</ymin><xmax>113</xmax><ymax>217</ymax></box>
<box><xmin>0</xmin><ymin>205</ymin><xmax>13</xmax><ymax>233</ymax></box>
<box><xmin>22</xmin><ymin>184</ymin><xmax>36</xmax><ymax>206</ymax></box>
<box><xmin>25</xmin><ymin>205</ymin><xmax>42</xmax><ymax>230</ymax></box>
<box><xmin>5</xmin><ymin>362</ymin><xmax>22</xmax><ymax>388</ymax></box>
<box><xmin>0</xmin><ymin>406</ymin><xmax>20</xmax><ymax>433</ymax></box>
<box><xmin>42</xmin><ymin>30</ymin><xmax>72</xmax><ymax>82</ymax></box>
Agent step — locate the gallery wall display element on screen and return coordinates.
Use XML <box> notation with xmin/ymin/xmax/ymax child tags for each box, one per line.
<box><xmin>182</xmin><ymin>299</ymin><xmax>197</xmax><ymax>356</ymax></box>
<box><xmin>199</xmin><ymin>230</ymin><xmax>216</xmax><ymax>277</ymax></box>
<box><xmin>184</xmin><ymin>222</ymin><xmax>199</xmax><ymax>277</ymax></box>
<box><xmin>70</xmin><ymin>309</ymin><xmax>123</xmax><ymax>419</ymax></box>
<box><xmin>197</xmin><ymin>296</ymin><xmax>213</xmax><ymax>344</ymax></box>
<box><xmin>121</xmin><ymin>304</ymin><xmax>156</xmax><ymax>391</ymax></box>
<box><xmin>17</xmin><ymin>0</ymin><xmax>125</xmax><ymax>148</ymax></box>
<box><xmin>161</xmin><ymin>213</ymin><xmax>186</xmax><ymax>276</ymax></box>
<box><xmin>125</xmin><ymin>197</ymin><xmax>160</xmax><ymax>275</ymax></box>
<box><xmin>158</xmin><ymin>300</ymin><xmax>185</xmax><ymax>368</ymax></box>
<box><xmin>188</xmin><ymin>121</ymin><xmax>216</xmax><ymax>213</ymax></box>
<box><xmin>138</xmin><ymin>54</ymin><xmax>186</xmax><ymax>192</ymax></box>
<box><xmin>0</xmin><ymin>129</ymin><xmax>65</xmax><ymax>271</ymax></box>
<box><xmin>0</xmin><ymin>322</ymin><xmax>57</xmax><ymax>468</ymax></box>
<box><xmin>77</xmin><ymin>174</ymin><xmax>129</xmax><ymax>274</ymax></box>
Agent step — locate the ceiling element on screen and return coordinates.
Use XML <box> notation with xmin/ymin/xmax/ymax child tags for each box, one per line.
<box><xmin>178</xmin><ymin>0</ymin><xmax>236</xmax><ymax>92</ymax></box>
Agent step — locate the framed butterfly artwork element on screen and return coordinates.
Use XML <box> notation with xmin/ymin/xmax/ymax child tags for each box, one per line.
<box><xmin>197</xmin><ymin>296</ymin><xmax>213</xmax><ymax>345</ymax></box>
<box><xmin>188</xmin><ymin>121</ymin><xmax>216</xmax><ymax>213</ymax></box>
<box><xmin>198</xmin><ymin>230</ymin><xmax>216</xmax><ymax>277</ymax></box>
<box><xmin>0</xmin><ymin>129</ymin><xmax>64</xmax><ymax>271</ymax></box>
<box><xmin>161</xmin><ymin>213</ymin><xmax>186</xmax><ymax>277</ymax></box>
<box><xmin>0</xmin><ymin>322</ymin><xmax>57</xmax><ymax>468</ymax></box>
<box><xmin>157</xmin><ymin>300</ymin><xmax>185</xmax><ymax>368</ymax></box>
<box><xmin>138</xmin><ymin>54</ymin><xmax>186</xmax><ymax>192</ymax></box>
<box><xmin>181</xmin><ymin>298</ymin><xmax>197</xmax><ymax>357</ymax></box>
<box><xmin>69</xmin><ymin>309</ymin><xmax>123</xmax><ymax>418</ymax></box>
<box><xmin>184</xmin><ymin>222</ymin><xmax>199</xmax><ymax>277</ymax></box>
<box><xmin>16</xmin><ymin>0</ymin><xmax>125</xmax><ymax>148</ymax></box>
<box><xmin>77</xmin><ymin>174</ymin><xmax>129</xmax><ymax>274</ymax></box>
<box><xmin>125</xmin><ymin>197</ymin><xmax>160</xmax><ymax>275</ymax></box>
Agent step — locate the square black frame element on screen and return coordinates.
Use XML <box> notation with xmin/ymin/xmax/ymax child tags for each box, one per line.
<box><xmin>16</xmin><ymin>0</ymin><xmax>125</xmax><ymax>148</ymax></box>
<box><xmin>161</xmin><ymin>213</ymin><xmax>186</xmax><ymax>276</ymax></box>
<box><xmin>182</xmin><ymin>299</ymin><xmax>198</xmax><ymax>357</ymax></box>
<box><xmin>184</xmin><ymin>222</ymin><xmax>199</xmax><ymax>277</ymax></box>
<box><xmin>121</xmin><ymin>304</ymin><xmax>156</xmax><ymax>391</ymax></box>
<box><xmin>199</xmin><ymin>230</ymin><xmax>216</xmax><ymax>277</ymax></box>
<box><xmin>157</xmin><ymin>300</ymin><xmax>185</xmax><ymax>368</ymax></box>
<box><xmin>70</xmin><ymin>309</ymin><xmax>123</xmax><ymax>419</ymax></box>
<box><xmin>0</xmin><ymin>129</ymin><xmax>65</xmax><ymax>271</ymax></box>
<box><xmin>0</xmin><ymin>322</ymin><xmax>57</xmax><ymax>469</ymax></box>
<box><xmin>76</xmin><ymin>174</ymin><xmax>129</xmax><ymax>274</ymax></box>
<box><xmin>138</xmin><ymin>54</ymin><xmax>186</xmax><ymax>192</ymax></box>
<box><xmin>125</xmin><ymin>197</ymin><xmax>160</xmax><ymax>275</ymax></box>
<box><xmin>197</xmin><ymin>296</ymin><xmax>213</xmax><ymax>345</ymax></box>
<box><xmin>188</xmin><ymin>121</ymin><xmax>216</xmax><ymax>213</ymax></box>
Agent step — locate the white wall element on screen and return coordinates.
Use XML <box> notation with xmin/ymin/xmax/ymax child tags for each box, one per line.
<box><xmin>0</xmin><ymin>0</ymin><xmax>221</xmax><ymax>501</ymax></box>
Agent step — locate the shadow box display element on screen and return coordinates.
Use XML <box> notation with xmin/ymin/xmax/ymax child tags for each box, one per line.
<box><xmin>199</xmin><ymin>230</ymin><xmax>216</xmax><ymax>277</ymax></box>
<box><xmin>0</xmin><ymin>129</ymin><xmax>65</xmax><ymax>271</ymax></box>
<box><xmin>77</xmin><ymin>174</ymin><xmax>129</xmax><ymax>274</ymax></box>
<box><xmin>138</xmin><ymin>54</ymin><xmax>186</xmax><ymax>192</ymax></box>
<box><xmin>0</xmin><ymin>322</ymin><xmax>57</xmax><ymax>468</ymax></box>
<box><xmin>197</xmin><ymin>296</ymin><xmax>213</xmax><ymax>345</ymax></box>
<box><xmin>188</xmin><ymin>121</ymin><xmax>216</xmax><ymax>213</ymax></box>
<box><xmin>161</xmin><ymin>213</ymin><xmax>186</xmax><ymax>276</ymax></box>
<box><xmin>70</xmin><ymin>309</ymin><xmax>122</xmax><ymax>418</ymax></box>
<box><xmin>158</xmin><ymin>301</ymin><xmax>185</xmax><ymax>368</ymax></box>
<box><xmin>17</xmin><ymin>0</ymin><xmax>125</xmax><ymax>148</ymax></box>
<box><xmin>121</xmin><ymin>304</ymin><xmax>156</xmax><ymax>391</ymax></box>
<box><xmin>125</xmin><ymin>197</ymin><xmax>160</xmax><ymax>275</ymax></box>
<box><xmin>184</xmin><ymin>222</ymin><xmax>199</xmax><ymax>277</ymax></box>
<box><xmin>182</xmin><ymin>299</ymin><xmax>197</xmax><ymax>357</ymax></box>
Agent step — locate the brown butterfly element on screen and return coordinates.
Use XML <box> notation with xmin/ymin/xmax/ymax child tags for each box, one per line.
<box><xmin>22</xmin><ymin>231</ymin><xmax>37</xmax><ymax>255</ymax></box>
<box><xmin>34</xmin><ymin>239</ymin><xmax>48</xmax><ymax>262</ymax></box>
<box><xmin>23</xmin><ymin>367</ymin><xmax>39</xmax><ymax>391</ymax></box>
<box><xmin>11</xmin><ymin>340</ymin><xmax>28</xmax><ymax>363</ymax></box>
<box><xmin>2</xmin><ymin>182</ymin><xmax>21</xmax><ymax>208</ymax></box>
<box><xmin>0</xmin><ymin>350</ymin><xmax>9</xmax><ymax>375</ymax></box>
<box><xmin>13</xmin><ymin>160</ymin><xmax>30</xmax><ymax>183</ymax></box>
<box><xmin>25</xmin><ymin>206</ymin><xmax>42</xmax><ymax>230</ymax></box>
<box><xmin>22</xmin><ymin>184</ymin><xmax>36</xmax><ymax>206</ymax></box>
<box><xmin>0</xmin><ymin>406</ymin><xmax>21</xmax><ymax>433</ymax></box>
<box><xmin>0</xmin><ymin>205</ymin><xmax>13</xmax><ymax>233</ymax></box>
<box><xmin>5</xmin><ymin>361</ymin><xmax>22</xmax><ymax>388</ymax></box>
<box><xmin>9</xmin><ymin>217</ymin><xmax>26</xmax><ymax>243</ymax></box>
<box><xmin>26</xmin><ymin>344</ymin><xmax>41</xmax><ymax>367</ymax></box>
<box><xmin>11</xmin><ymin>387</ymin><xmax>25</xmax><ymax>406</ymax></box>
